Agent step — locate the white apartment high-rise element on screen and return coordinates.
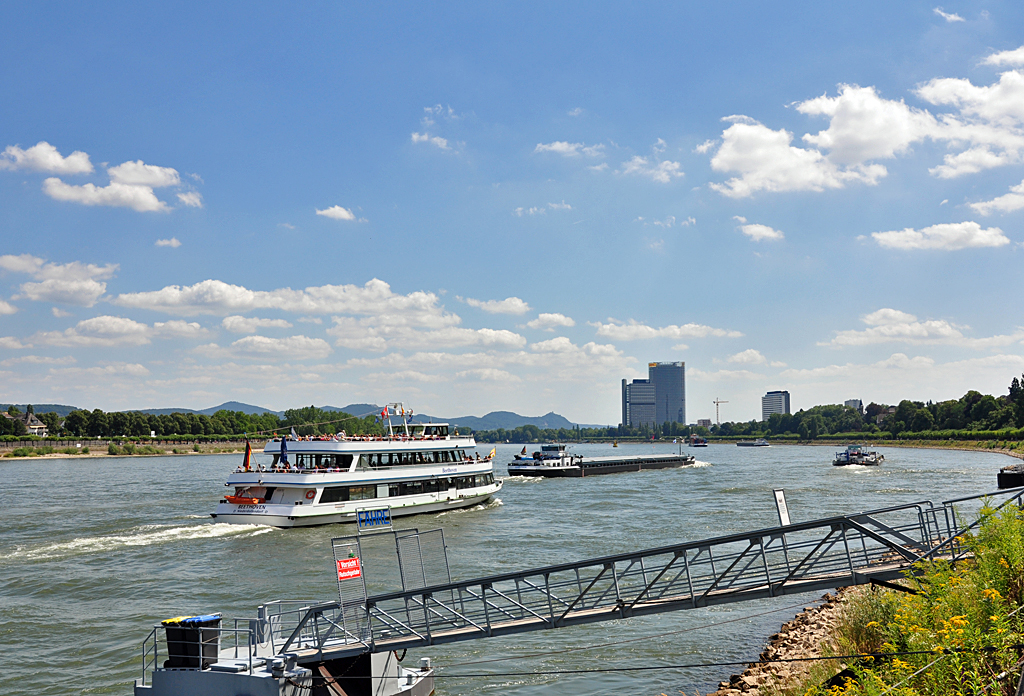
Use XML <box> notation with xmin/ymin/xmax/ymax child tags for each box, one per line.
<box><xmin>761</xmin><ymin>390</ymin><xmax>791</xmax><ymax>421</ymax></box>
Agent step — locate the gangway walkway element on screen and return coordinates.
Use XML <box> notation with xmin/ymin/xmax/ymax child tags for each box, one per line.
<box><xmin>266</xmin><ymin>487</ymin><xmax>1024</xmax><ymax>662</ymax></box>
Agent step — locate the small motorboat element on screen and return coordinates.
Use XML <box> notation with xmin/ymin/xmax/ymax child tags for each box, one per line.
<box><xmin>833</xmin><ymin>445</ymin><xmax>883</xmax><ymax>466</ymax></box>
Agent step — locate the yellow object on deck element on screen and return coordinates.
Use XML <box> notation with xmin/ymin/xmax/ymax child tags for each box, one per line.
<box><xmin>161</xmin><ymin>616</ymin><xmax>191</xmax><ymax>626</ymax></box>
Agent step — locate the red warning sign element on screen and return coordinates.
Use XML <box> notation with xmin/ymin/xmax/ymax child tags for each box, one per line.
<box><xmin>336</xmin><ymin>557</ymin><xmax>362</xmax><ymax>581</ymax></box>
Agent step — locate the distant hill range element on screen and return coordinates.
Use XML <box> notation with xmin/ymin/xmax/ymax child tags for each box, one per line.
<box><xmin>137</xmin><ymin>401</ymin><xmax>283</xmax><ymax>416</ymax></box>
<box><xmin>0</xmin><ymin>403</ymin><xmax>83</xmax><ymax>417</ymax></box>
<box><xmin>1</xmin><ymin>401</ymin><xmax>602</xmax><ymax>430</ymax></box>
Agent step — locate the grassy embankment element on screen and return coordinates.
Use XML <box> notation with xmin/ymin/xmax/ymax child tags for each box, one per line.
<box><xmin>1</xmin><ymin>442</ymin><xmax>251</xmax><ymax>458</ymax></box>
<box><xmin>769</xmin><ymin>503</ymin><xmax>1024</xmax><ymax>695</ymax></box>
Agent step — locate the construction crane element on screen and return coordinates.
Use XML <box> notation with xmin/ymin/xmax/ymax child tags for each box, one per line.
<box><xmin>714</xmin><ymin>397</ymin><xmax>728</xmax><ymax>426</ymax></box>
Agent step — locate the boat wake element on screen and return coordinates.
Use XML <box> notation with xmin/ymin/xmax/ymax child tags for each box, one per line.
<box><xmin>437</xmin><ymin>498</ymin><xmax>504</xmax><ymax>516</ymax></box>
<box><xmin>2</xmin><ymin>523</ymin><xmax>274</xmax><ymax>561</ymax></box>
<box><xmin>689</xmin><ymin>461</ymin><xmax>713</xmax><ymax>468</ymax></box>
<box><xmin>500</xmin><ymin>475</ymin><xmax>546</xmax><ymax>482</ymax></box>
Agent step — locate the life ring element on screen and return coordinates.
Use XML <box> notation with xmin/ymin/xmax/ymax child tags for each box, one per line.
<box><xmin>305</xmin><ymin>489</ymin><xmax>316</xmax><ymax>500</ymax></box>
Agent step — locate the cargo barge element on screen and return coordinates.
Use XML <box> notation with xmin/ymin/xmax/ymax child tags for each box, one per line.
<box><xmin>507</xmin><ymin>444</ymin><xmax>695</xmax><ymax>478</ymax></box>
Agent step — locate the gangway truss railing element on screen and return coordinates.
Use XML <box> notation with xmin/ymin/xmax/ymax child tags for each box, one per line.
<box><xmin>359</xmin><ymin>487</ymin><xmax>1024</xmax><ymax>652</ymax></box>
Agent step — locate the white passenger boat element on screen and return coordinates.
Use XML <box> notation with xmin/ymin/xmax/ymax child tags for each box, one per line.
<box><xmin>212</xmin><ymin>403</ymin><xmax>501</xmax><ymax>527</ymax></box>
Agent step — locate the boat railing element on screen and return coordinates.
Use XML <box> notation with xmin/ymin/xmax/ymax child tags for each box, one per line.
<box><xmin>138</xmin><ymin>620</ymin><xmax>262</xmax><ymax>686</ymax></box>
<box><xmin>258</xmin><ymin>599</ymin><xmax>370</xmax><ymax>654</ymax></box>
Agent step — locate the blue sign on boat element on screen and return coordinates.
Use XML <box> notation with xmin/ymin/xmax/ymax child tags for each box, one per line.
<box><xmin>356</xmin><ymin>507</ymin><xmax>392</xmax><ymax>531</ymax></box>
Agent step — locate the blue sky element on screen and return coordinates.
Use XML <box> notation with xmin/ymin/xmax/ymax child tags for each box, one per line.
<box><xmin>2</xmin><ymin>2</ymin><xmax>1024</xmax><ymax>424</ymax></box>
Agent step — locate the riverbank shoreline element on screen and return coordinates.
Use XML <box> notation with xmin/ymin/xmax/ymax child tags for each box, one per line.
<box><xmin>710</xmin><ymin>589</ymin><xmax>858</xmax><ymax>695</ymax></box>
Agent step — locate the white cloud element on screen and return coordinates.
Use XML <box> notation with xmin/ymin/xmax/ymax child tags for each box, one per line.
<box><xmin>462</xmin><ymin>296</ymin><xmax>531</xmax><ymax>315</ymax></box>
<box><xmin>177</xmin><ymin>191</ymin><xmax>203</xmax><ymax>208</ymax></box>
<box><xmin>411</xmin><ymin>132</ymin><xmax>450</xmax><ymax>150</ymax></box>
<box><xmin>513</xmin><ymin>206</ymin><xmax>544</xmax><ymax>216</ymax></box>
<box><xmin>0</xmin><ymin>141</ymin><xmax>93</xmax><ymax>174</ymax></box>
<box><xmin>152</xmin><ymin>320</ymin><xmax>208</xmax><ymax>338</ymax></box>
<box><xmin>455</xmin><ymin>368</ymin><xmax>521</xmax><ymax>382</ymax></box>
<box><xmin>222</xmin><ymin>315</ymin><xmax>294</xmax><ymax>333</ymax></box>
<box><xmin>970</xmin><ymin>179</ymin><xmax>1024</xmax><ymax>215</ymax></box>
<box><xmin>693</xmin><ymin>140</ymin><xmax>717</xmax><ymax>154</ymax></box>
<box><xmin>534</xmin><ymin>141</ymin><xmax>605</xmax><ymax>157</ymax></box>
<box><xmin>0</xmin><ymin>337</ymin><xmax>28</xmax><ymax>349</ymax></box>
<box><xmin>635</xmin><ymin>215</ymin><xmax>692</xmax><ymax>228</ymax></box>
<box><xmin>710</xmin><ymin>118</ymin><xmax>886</xmax><ymax>198</ymax></box>
<box><xmin>688</xmin><ymin>367</ymin><xmax>764</xmax><ymax>382</ymax></box>
<box><xmin>40</xmin><ymin>158</ymin><xmax>187</xmax><ymax>213</ymax></box>
<box><xmin>34</xmin><ymin>315</ymin><xmax>153</xmax><ymax>347</ymax></box>
<box><xmin>43</xmin><ymin>178</ymin><xmax>169</xmax><ymax>212</ymax></box>
<box><xmin>530</xmin><ymin>336</ymin><xmax>575</xmax><ymax>353</ymax></box>
<box><xmin>316</xmin><ymin>205</ymin><xmax>358</xmax><ymax>221</ymax></box>
<box><xmin>548</xmin><ymin>201</ymin><xmax>572</xmax><ymax>210</ymax></box>
<box><xmin>871</xmin><ymin>221</ymin><xmax>1008</xmax><ymax>250</ymax></box>
<box><xmin>618</xmin><ymin>155</ymin><xmax>683</xmax><ymax>183</ymax></box>
<box><xmin>31</xmin><ymin>315</ymin><xmax>207</xmax><ymax>348</ymax></box>
<box><xmin>982</xmin><ymin>46</ymin><xmax>1024</xmax><ymax>67</ymax></box>
<box><xmin>933</xmin><ymin>7</ymin><xmax>965</xmax><ymax>22</ymax></box>
<box><xmin>590</xmin><ymin>319</ymin><xmax>743</xmax><ymax>340</ymax></box>
<box><xmin>1</xmin><ymin>254</ymin><xmax>118</xmax><ymax>307</ymax></box>
<box><xmin>107</xmin><ymin>160</ymin><xmax>180</xmax><ymax>187</ymax></box>
<box><xmin>824</xmin><ymin>308</ymin><xmax>1024</xmax><ymax>348</ymax></box>
<box><xmin>709</xmin><ymin>67</ymin><xmax>1024</xmax><ymax>194</ymax></box>
<box><xmin>567</xmin><ymin>108</ymin><xmax>584</xmax><ymax>117</ymax></box>
<box><xmin>0</xmin><ymin>355</ymin><xmax>75</xmax><ymax>366</ymax></box>
<box><xmin>727</xmin><ymin>349</ymin><xmax>768</xmax><ymax>365</ymax></box>
<box><xmin>798</xmin><ymin>85</ymin><xmax>939</xmax><ymax>165</ymax></box>
<box><xmin>327</xmin><ymin>316</ymin><xmax>526</xmax><ymax>352</ymax></box>
<box><xmin>0</xmin><ymin>299</ymin><xmax>16</xmax><ymax>315</ymax></box>
<box><xmin>155</xmin><ymin>237</ymin><xmax>182</xmax><ymax>248</ymax></box>
<box><xmin>527</xmin><ymin>313</ymin><xmax>575</xmax><ymax>331</ymax></box>
<box><xmin>52</xmin><ymin>307</ymin><xmax>71</xmax><ymax>317</ymax></box>
<box><xmin>50</xmin><ymin>362</ymin><xmax>150</xmax><ymax>378</ymax></box>
<box><xmin>224</xmin><ymin>335</ymin><xmax>332</xmax><ymax>360</ymax></box>
<box><xmin>738</xmin><ymin>222</ymin><xmax>784</xmax><ymax>241</ymax></box>
<box><xmin>112</xmin><ymin>278</ymin><xmax>456</xmax><ymax>328</ymax></box>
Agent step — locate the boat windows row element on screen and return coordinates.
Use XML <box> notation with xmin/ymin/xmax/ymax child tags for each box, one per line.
<box><xmin>320</xmin><ymin>474</ymin><xmax>495</xmax><ymax>504</ymax></box>
<box><xmin>271</xmin><ymin>450</ymin><xmax>475</xmax><ymax>470</ymax></box>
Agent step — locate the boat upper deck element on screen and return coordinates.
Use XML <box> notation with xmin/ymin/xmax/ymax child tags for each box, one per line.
<box><xmin>261</xmin><ymin>434</ymin><xmax>476</xmax><ymax>454</ymax></box>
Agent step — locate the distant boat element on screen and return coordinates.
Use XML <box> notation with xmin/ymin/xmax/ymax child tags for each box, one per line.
<box><xmin>833</xmin><ymin>444</ymin><xmax>883</xmax><ymax>466</ymax></box>
<box><xmin>737</xmin><ymin>438</ymin><xmax>770</xmax><ymax>447</ymax></box>
<box><xmin>613</xmin><ymin>440</ymin><xmax>618</xmax><ymax>447</ymax></box>
<box><xmin>688</xmin><ymin>435</ymin><xmax>708</xmax><ymax>447</ymax></box>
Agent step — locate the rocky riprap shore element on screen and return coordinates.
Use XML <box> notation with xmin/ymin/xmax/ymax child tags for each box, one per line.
<box><xmin>710</xmin><ymin>588</ymin><xmax>857</xmax><ymax>695</ymax></box>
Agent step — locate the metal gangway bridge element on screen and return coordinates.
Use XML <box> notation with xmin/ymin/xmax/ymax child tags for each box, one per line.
<box><xmin>248</xmin><ymin>487</ymin><xmax>1024</xmax><ymax>663</ymax></box>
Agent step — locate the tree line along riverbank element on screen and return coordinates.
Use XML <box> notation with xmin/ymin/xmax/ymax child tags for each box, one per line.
<box><xmin>709</xmin><ymin>503</ymin><xmax>1024</xmax><ymax>695</ymax></box>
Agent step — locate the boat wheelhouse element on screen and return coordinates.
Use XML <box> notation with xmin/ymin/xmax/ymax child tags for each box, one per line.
<box><xmin>212</xmin><ymin>403</ymin><xmax>501</xmax><ymax>527</ymax></box>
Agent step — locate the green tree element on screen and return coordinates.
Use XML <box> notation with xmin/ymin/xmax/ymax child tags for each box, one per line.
<box><xmin>910</xmin><ymin>408</ymin><xmax>934</xmax><ymax>432</ymax></box>
<box><xmin>7</xmin><ymin>405</ymin><xmax>20</xmax><ymax>415</ymax></box>
<box><xmin>38</xmin><ymin>411</ymin><xmax>61</xmax><ymax>435</ymax></box>
<box><xmin>87</xmin><ymin>409</ymin><xmax>109</xmax><ymax>437</ymax></box>
<box><xmin>64</xmin><ymin>410</ymin><xmax>89</xmax><ymax>436</ymax></box>
<box><xmin>1009</xmin><ymin>375</ymin><xmax>1024</xmax><ymax>427</ymax></box>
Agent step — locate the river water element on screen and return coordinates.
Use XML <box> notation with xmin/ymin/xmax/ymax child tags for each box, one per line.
<box><xmin>0</xmin><ymin>443</ymin><xmax>1011</xmax><ymax>695</ymax></box>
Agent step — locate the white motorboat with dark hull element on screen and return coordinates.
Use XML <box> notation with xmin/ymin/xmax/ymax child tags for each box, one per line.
<box><xmin>212</xmin><ymin>403</ymin><xmax>501</xmax><ymax>527</ymax></box>
<box><xmin>832</xmin><ymin>444</ymin><xmax>884</xmax><ymax>466</ymax></box>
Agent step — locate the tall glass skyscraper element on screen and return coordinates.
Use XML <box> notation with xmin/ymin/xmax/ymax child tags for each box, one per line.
<box><xmin>622</xmin><ymin>362</ymin><xmax>685</xmax><ymax>427</ymax></box>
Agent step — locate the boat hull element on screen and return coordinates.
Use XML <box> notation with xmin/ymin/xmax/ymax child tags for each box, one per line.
<box><xmin>212</xmin><ymin>488</ymin><xmax>498</xmax><ymax>527</ymax></box>
<box><xmin>507</xmin><ymin>454</ymin><xmax>694</xmax><ymax>478</ymax></box>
